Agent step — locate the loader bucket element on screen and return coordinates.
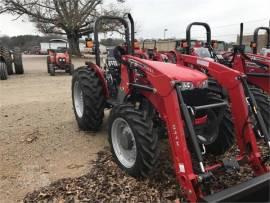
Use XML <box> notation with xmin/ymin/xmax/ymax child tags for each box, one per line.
<box><xmin>201</xmin><ymin>173</ymin><xmax>270</xmax><ymax>202</ymax></box>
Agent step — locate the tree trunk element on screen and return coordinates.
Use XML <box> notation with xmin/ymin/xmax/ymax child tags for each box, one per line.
<box><xmin>67</xmin><ymin>32</ymin><xmax>81</xmax><ymax>56</ymax></box>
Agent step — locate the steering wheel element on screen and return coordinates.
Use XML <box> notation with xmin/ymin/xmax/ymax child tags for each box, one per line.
<box><xmin>113</xmin><ymin>46</ymin><xmax>126</xmax><ymax>64</ymax></box>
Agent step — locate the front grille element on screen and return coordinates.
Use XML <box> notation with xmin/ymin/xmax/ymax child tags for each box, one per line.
<box><xmin>182</xmin><ymin>88</ymin><xmax>208</xmax><ymax>107</ymax></box>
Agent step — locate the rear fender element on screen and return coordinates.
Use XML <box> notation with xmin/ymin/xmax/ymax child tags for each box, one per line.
<box><xmin>85</xmin><ymin>61</ymin><xmax>109</xmax><ymax>97</ymax></box>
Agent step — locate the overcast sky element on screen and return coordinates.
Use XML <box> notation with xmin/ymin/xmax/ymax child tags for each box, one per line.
<box><xmin>0</xmin><ymin>0</ymin><xmax>269</xmax><ymax>42</ymax></box>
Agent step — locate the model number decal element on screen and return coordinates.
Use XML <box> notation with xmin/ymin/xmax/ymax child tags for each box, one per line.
<box><xmin>128</xmin><ymin>59</ymin><xmax>154</xmax><ymax>73</ymax></box>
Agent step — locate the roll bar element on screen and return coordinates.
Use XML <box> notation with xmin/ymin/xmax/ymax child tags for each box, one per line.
<box><xmin>186</xmin><ymin>22</ymin><xmax>211</xmax><ymax>54</ymax></box>
<box><xmin>48</xmin><ymin>39</ymin><xmax>68</xmax><ymax>49</ymax></box>
<box><xmin>94</xmin><ymin>16</ymin><xmax>131</xmax><ymax>66</ymax></box>
<box><xmin>142</xmin><ymin>39</ymin><xmax>157</xmax><ymax>50</ymax></box>
<box><xmin>253</xmin><ymin>27</ymin><xmax>270</xmax><ymax>53</ymax></box>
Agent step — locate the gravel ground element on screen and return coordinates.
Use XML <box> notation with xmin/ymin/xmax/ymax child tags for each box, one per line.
<box><xmin>23</xmin><ymin>140</ymin><xmax>269</xmax><ymax>203</ymax></box>
<box><xmin>0</xmin><ymin>55</ymin><xmax>108</xmax><ymax>203</ymax></box>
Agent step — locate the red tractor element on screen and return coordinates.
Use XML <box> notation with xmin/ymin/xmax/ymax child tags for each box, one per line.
<box><xmin>72</xmin><ymin>15</ymin><xmax>270</xmax><ymax>202</ymax></box>
<box><xmin>158</xmin><ymin>39</ymin><xmax>203</xmax><ymax>63</ymax></box>
<box><xmin>47</xmin><ymin>39</ymin><xmax>74</xmax><ymax>76</ymax></box>
<box><xmin>133</xmin><ymin>39</ymin><xmax>168</xmax><ymax>62</ymax></box>
<box><xmin>164</xmin><ymin>22</ymin><xmax>269</xmax><ymax>136</ymax></box>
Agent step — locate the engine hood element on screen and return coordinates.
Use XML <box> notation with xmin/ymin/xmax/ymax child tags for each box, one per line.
<box><xmin>139</xmin><ymin>59</ymin><xmax>208</xmax><ymax>87</ymax></box>
<box><xmin>55</xmin><ymin>53</ymin><xmax>67</xmax><ymax>58</ymax></box>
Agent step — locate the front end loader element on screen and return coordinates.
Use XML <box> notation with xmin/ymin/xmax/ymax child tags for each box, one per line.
<box><xmin>71</xmin><ymin>14</ymin><xmax>270</xmax><ymax>202</ymax></box>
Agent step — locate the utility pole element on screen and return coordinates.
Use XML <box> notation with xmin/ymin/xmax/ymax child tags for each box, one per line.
<box><xmin>164</xmin><ymin>28</ymin><xmax>168</xmax><ymax>39</ymax></box>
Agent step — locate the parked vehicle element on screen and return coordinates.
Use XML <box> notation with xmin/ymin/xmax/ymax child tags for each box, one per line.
<box><xmin>47</xmin><ymin>39</ymin><xmax>74</xmax><ymax>76</ymax></box>
<box><xmin>71</xmin><ymin>15</ymin><xmax>270</xmax><ymax>202</ymax></box>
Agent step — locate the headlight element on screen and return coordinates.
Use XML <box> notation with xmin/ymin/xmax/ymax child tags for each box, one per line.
<box><xmin>180</xmin><ymin>82</ymin><xmax>194</xmax><ymax>91</ymax></box>
<box><xmin>199</xmin><ymin>80</ymin><xmax>208</xmax><ymax>89</ymax></box>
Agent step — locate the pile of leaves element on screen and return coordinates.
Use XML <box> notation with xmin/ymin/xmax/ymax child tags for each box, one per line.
<box><xmin>24</xmin><ymin>141</ymin><xmax>268</xmax><ymax>203</ymax></box>
<box><xmin>24</xmin><ymin>145</ymin><xmax>182</xmax><ymax>203</ymax></box>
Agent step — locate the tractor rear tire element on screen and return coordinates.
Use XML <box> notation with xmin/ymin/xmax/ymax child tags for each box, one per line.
<box><xmin>72</xmin><ymin>66</ymin><xmax>105</xmax><ymax>131</ymax></box>
<box><xmin>249</xmin><ymin>86</ymin><xmax>270</xmax><ymax>135</ymax></box>
<box><xmin>207</xmin><ymin>78</ymin><xmax>225</xmax><ymax>96</ymax></box>
<box><xmin>13</xmin><ymin>47</ymin><xmax>24</xmax><ymax>74</ymax></box>
<box><xmin>208</xmin><ymin>80</ymin><xmax>270</xmax><ymax>138</ymax></box>
<box><xmin>49</xmin><ymin>64</ymin><xmax>55</xmax><ymax>76</ymax></box>
<box><xmin>108</xmin><ymin>104</ymin><xmax>160</xmax><ymax>177</ymax></box>
<box><xmin>205</xmin><ymin>108</ymin><xmax>234</xmax><ymax>155</ymax></box>
<box><xmin>0</xmin><ymin>61</ymin><xmax>8</xmax><ymax>80</ymax></box>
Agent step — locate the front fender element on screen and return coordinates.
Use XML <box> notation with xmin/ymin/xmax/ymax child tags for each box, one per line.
<box><xmin>85</xmin><ymin>61</ymin><xmax>109</xmax><ymax>97</ymax></box>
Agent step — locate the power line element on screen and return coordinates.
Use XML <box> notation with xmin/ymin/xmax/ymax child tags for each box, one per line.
<box><xmin>176</xmin><ymin>18</ymin><xmax>269</xmax><ymax>35</ymax></box>
<box><xmin>211</xmin><ymin>18</ymin><xmax>269</xmax><ymax>29</ymax></box>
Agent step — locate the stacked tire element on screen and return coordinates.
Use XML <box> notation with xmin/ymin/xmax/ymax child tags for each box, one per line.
<box><xmin>13</xmin><ymin>47</ymin><xmax>24</xmax><ymax>74</ymax></box>
<box><xmin>0</xmin><ymin>61</ymin><xmax>8</xmax><ymax>80</ymax></box>
<box><xmin>0</xmin><ymin>46</ymin><xmax>13</xmax><ymax>75</ymax></box>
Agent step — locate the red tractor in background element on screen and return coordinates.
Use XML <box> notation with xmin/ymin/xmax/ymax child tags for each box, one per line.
<box><xmin>71</xmin><ymin>14</ymin><xmax>270</xmax><ymax>202</ymax></box>
<box><xmin>164</xmin><ymin>22</ymin><xmax>269</xmax><ymax>135</ymax></box>
<box><xmin>133</xmin><ymin>39</ymin><xmax>168</xmax><ymax>62</ymax></box>
<box><xmin>158</xmin><ymin>39</ymin><xmax>203</xmax><ymax>63</ymax></box>
<box><xmin>218</xmin><ymin>23</ymin><xmax>270</xmax><ymax>94</ymax></box>
<box><xmin>47</xmin><ymin>39</ymin><xmax>74</xmax><ymax>76</ymax></box>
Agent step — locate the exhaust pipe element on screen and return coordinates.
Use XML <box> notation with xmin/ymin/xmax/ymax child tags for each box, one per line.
<box><xmin>239</xmin><ymin>22</ymin><xmax>243</xmax><ymax>46</ymax></box>
<box><xmin>201</xmin><ymin>173</ymin><xmax>270</xmax><ymax>202</ymax></box>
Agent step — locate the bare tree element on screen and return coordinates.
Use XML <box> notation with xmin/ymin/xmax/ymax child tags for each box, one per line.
<box><xmin>0</xmin><ymin>0</ymin><xmax>127</xmax><ymax>55</ymax></box>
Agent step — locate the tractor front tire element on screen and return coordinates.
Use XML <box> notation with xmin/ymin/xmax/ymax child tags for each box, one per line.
<box><xmin>49</xmin><ymin>64</ymin><xmax>55</xmax><ymax>76</ymax></box>
<box><xmin>13</xmin><ymin>47</ymin><xmax>24</xmax><ymax>74</ymax></box>
<box><xmin>108</xmin><ymin>104</ymin><xmax>160</xmax><ymax>178</ymax></box>
<box><xmin>47</xmin><ymin>56</ymin><xmax>51</xmax><ymax>73</ymax></box>
<box><xmin>249</xmin><ymin>86</ymin><xmax>270</xmax><ymax>136</ymax></box>
<box><xmin>72</xmin><ymin>67</ymin><xmax>105</xmax><ymax>131</ymax></box>
<box><xmin>0</xmin><ymin>61</ymin><xmax>8</xmax><ymax>80</ymax></box>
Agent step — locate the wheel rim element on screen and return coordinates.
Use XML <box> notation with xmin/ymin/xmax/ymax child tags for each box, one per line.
<box><xmin>111</xmin><ymin>118</ymin><xmax>137</xmax><ymax>168</ymax></box>
<box><xmin>73</xmin><ymin>81</ymin><xmax>84</xmax><ymax>118</ymax></box>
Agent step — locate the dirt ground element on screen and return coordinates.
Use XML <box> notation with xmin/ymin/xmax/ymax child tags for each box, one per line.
<box><xmin>0</xmin><ymin>55</ymin><xmax>109</xmax><ymax>203</ymax></box>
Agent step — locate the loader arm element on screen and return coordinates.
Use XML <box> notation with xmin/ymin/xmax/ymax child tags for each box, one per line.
<box><xmin>177</xmin><ymin>54</ymin><xmax>270</xmax><ymax>167</ymax></box>
<box><xmin>119</xmin><ymin>55</ymin><xmax>269</xmax><ymax>202</ymax></box>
